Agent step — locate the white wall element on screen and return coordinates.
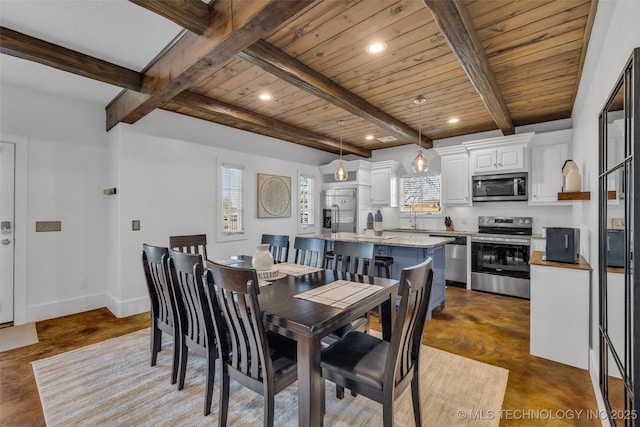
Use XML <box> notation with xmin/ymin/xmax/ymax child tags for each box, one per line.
<box><xmin>0</xmin><ymin>84</ymin><xmax>111</xmax><ymax>322</ymax></box>
<box><xmin>570</xmin><ymin>0</ymin><xmax>640</xmax><ymax>411</ymax></box>
<box><xmin>110</xmin><ymin>122</ymin><xmax>325</xmax><ymax>316</ymax></box>
<box><xmin>0</xmin><ymin>83</ymin><xmax>327</xmax><ymax>322</ymax></box>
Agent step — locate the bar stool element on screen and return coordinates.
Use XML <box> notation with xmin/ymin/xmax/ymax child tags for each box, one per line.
<box><xmin>364</xmin><ymin>256</ymin><xmax>394</xmax><ymax>321</ymax></box>
<box><xmin>363</xmin><ymin>256</ymin><xmax>394</xmax><ymax>278</ymax></box>
<box><xmin>373</xmin><ymin>256</ymin><xmax>394</xmax><ymax>278</ymax></box>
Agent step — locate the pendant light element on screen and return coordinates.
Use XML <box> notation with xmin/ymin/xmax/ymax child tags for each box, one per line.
<box><xmin>412</xmin><ymin>96</ymin><xmax>428</xmax><ymax>173</ymax></box>
<box><xmin>334</xmin><ymin>120</ymin><xmax>348</xmax><ymax>181</ymax></box>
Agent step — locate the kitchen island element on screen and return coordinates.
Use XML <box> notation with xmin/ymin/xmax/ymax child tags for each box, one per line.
<box><xmin>316</xmin><ymin>232</ymin><xmax>453</xmax><ymax>318</ymax></box>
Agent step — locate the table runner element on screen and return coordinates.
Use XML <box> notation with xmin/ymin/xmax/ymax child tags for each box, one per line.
<box><xmin>276</xmin><ymin>262</ymin><xmax>324</xmax><ymax>277</ymax></box>
<box><xmin>210</xmin><ymin>258</ymin><xmax>241</xmax><ymax>265</ymax></box>
<box><xmin>294</xmin><ymin>280</ymin><xmax>383</xmax><ymax>309</ymax></box>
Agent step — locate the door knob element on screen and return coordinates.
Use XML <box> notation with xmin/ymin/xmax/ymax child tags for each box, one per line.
<box><xmin>1</xmin><ymin>238</ymin><xmax>10</xmax><ymax>246</ymax></box>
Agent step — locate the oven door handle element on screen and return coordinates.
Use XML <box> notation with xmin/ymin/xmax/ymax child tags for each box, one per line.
<box><xmin>471</xmin><ymin>236</ymin><xmax>531</xmax><ymax>246</ymax></box>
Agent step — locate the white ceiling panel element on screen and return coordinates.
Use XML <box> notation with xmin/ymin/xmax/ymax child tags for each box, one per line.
<box><xmin>0</xmin><ymin>54</ymin><xmax>122</xmax><ymax>105</ymax></box>
<box><xmin>0</xmin><ymin>0</ymin><xmax>183</xmax><ymax>71</ymax></box>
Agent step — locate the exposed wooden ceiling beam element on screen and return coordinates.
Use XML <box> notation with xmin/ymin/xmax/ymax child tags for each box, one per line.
<box><xmin>237</xmin><ymin>40</ymin><xmax>433</xmax><ymax>148</ymax></box>
<box><xmin>423</xmin><ymin>0</ymin><xmax>515</xmax><ymax>135</ymax></box>
<box><xmin>129</xmin><ymin>0</ymin><xmax>212</xmax><ymax>35</ymax></box>
<box><xmin>173</xmin><ymin>92</ymin><xmax>372</xmax><ymax>157</ymax></box>
<box><xmin>0</xmin><ymin>21</ymin><xmax>369</xmax><ymax>157</ymax></box>
<box><xmin>0</xmin><ymin>26</ymin><xmax>142</xmax><ymax>91</ymax></box>
<box><xmin>106</xmin><ymin>0</ymin><xmax>314</xmax><ymax>131</ymax></box>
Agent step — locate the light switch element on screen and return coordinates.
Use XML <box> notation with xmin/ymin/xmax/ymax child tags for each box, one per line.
<box><xmin>36</xmin><ymin>221</ymin><xmax>62</xmax><ymax>232</ymax></box>
<box><xmin>132</xmin><ymin>220</ymin><xmax>140</xmax><ymax>231</ymax></box>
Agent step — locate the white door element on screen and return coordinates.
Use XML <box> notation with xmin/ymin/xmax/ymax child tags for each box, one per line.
<box><xmin>0</xmin><ymin>142</ymin><xmax>15</xmax><ymax>324</ymax></box>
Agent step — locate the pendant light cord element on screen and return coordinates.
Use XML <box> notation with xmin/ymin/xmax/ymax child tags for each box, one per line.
<box><xmin>414</xmin><ymin>96</ymin><xmax>425</xmax><ymax>150</ymax></box>
<box><xmin>338</xmin><ymin>119</ymin><xmax>345</xmax><ymax>158</ymax></box>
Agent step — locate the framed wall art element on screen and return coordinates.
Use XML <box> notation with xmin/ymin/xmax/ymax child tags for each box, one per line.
<box><xmin>257</xmin><ymin>173</ymin><xmax>291</xmax><ymax>218</ymax></box>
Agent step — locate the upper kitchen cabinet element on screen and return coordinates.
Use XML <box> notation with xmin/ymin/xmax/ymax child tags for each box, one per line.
<box><xmin>529</xmin><ymin>129</ymin><xmax>573</xmax><ymax>205</ymax></box>
<box><xmin>435</xmin><ymin>145</ymin><xmax>470</xmax><ymax>205</ymax></box>
<box><xmin>319</xmin><ymin>159</ymin><xmax>372</xmax><ymax>187</ymax></box>
<box><xmin>463</xmin><ymin>133</ymin><xmax>534</xmax><ymax>175</ymax></box>
<box><xmin>371</xmin><ymin>161</ymin><xmax>404</xmax><ymax>207</ymax></box>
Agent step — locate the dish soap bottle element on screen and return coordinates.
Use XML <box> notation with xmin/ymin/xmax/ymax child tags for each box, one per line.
<box><xmin>374</xmin><ymin>210</ymin><xmax>383</xmax><ymax>237</ymax></box>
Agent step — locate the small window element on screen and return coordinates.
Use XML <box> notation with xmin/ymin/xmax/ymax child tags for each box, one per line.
<box><xmin>298</xmin><ymin>174</ymin><xmax>315</xmax><ymax>228</ymax></box>
<box><xmin>400</xmin><ymin>174</ymin><xmax>442</xmax><ymax>213</ymax></box>
<box><xmin>221</xmin><ymin>163</ymin><xmax>244</xmax><ymax>234</ymax></box>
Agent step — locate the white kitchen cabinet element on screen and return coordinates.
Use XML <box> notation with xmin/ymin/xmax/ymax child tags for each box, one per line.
<box><xmin>470</xmin><ymin>144</ymin><xmax>526</xmax><ymax>174</ymax></box>
<box><xmin>435</xmin><ymin>145</ymin><xmax>470</xmax><ymax>205</ymax></box>
<box><xmin>529</xmin><ymin>129</ymin><xmax>572</xmax><ymax>205</ymax></box>
<box><xmin>371</xmin><ymin>160</ymin><xmax>403</xmax><ymax>207</ymax></box>
<box><xmin>463</xmin><ymin>132</ymin><xmax>534</xmax><ymax>175</ymax></box>
<box><xmin>530</xmin><ymin>251</ymin><xmax>591</xmax><ymax>370</ymax></box>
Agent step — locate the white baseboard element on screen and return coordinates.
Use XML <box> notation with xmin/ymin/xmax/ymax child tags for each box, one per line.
<box><xmin>26</xmin><ymin>293</ymin><xmax>149</xmax><ymax>322</ymax></box>
<box><xmin>104</xmin><ymin>292</ymin><xmax>150</xmax><ymax>318</ymax></box>
<box><xmin>27</xmin><ymin>293</ymin><xmax>106</xmax><ymax>323</ymax></box>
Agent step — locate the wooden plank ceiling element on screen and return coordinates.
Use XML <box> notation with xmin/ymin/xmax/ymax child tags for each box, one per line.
<box><xmin>0</xmin><ymin>0</ymin><xmax>597</xmax><ymax>158</ymax></box>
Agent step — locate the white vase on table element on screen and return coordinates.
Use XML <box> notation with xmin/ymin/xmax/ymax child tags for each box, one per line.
<box><xmin>252</xmin><ymin>244</ymin><xmax>274</xmax><ymax>271</ymax></box>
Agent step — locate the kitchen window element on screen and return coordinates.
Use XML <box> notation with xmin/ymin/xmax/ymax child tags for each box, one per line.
<box><xmin>298</xmin><ymin>173</ymin><xmax>315</xmax><ymax>229</ymax></box>
<box><xmin>400</xmin><ymin>174</ymin><xmax>442</xmax><ymax>214</ymax></box>
<box><xmin>220</xmin><ymin>163</ymin><xmax>244</xmax><ymax>235</ymax></box>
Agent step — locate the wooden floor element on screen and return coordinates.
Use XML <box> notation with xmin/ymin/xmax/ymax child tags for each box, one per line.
<box><xmin>0</xmin><ymin>287</ymin><xmax>599</xmax><ymax>426</ymax></box>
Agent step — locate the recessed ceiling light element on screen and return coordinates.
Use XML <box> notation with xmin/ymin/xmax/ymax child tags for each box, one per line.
<box><xmin>366</xmin><ymin>42</ymin><xmax>387</xmax><ymax>54</ymax></box>
<box><xmin>448</xmin><ymin>118</ymin><xmax>460</xmax><ymax>124</ymax></box>
<box><xmin>377</xmin><ymin>136</ymin><xmax>397</xmax><ymax>143</ymax></box>
<box><xmin>259</xmin><ymin>94</ymin><xmax>272</xmax><ymax>101</ymax></box>
<box><xmin>365</xmin><ymin>135</ymin><xmax>375</xmax><ymax>140</ymax></box>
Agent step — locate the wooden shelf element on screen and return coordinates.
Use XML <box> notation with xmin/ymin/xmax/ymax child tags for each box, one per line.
<box><xmin>558</xmin><ymin>191</ymin><xmax>590</xmax><ymax>200</ymax></box>
<box><xmin>556</xmin><ymin>191</ymin><xmax>617</xmax><ymax>201</ymax></box>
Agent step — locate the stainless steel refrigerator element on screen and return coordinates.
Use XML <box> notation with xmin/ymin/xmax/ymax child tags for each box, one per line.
<box><xmin>321</xmin><ymin>188</ymin><xmax>357</xmax><ymax>233</ymax></box>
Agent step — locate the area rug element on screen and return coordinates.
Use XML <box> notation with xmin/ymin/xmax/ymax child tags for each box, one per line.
<box><xmin>32</xmin><ymin>329</ymin><xmax>508</xmax><ymax>426</ymax></box>
<box><xmin>0</xmin><ymin>322</ymin><xmax>38</xmax><ymax>352</ymax></box>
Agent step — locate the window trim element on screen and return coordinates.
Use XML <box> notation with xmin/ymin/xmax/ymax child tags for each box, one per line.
<box><xmin>217</xmin><ymin>161</ymin><xmax>247</xmax><ymax>242</ymax></box>
<box><xmin>296</xmin><ymin>173</ymin><xmax>317</xmax><ymax>231</ymax></box>
<box><xmin>399</xmin><ymin>173</ymin><xmax>443</xmax><ymax>216</ymax></box>
<box><xmin>297</xmin><ymin>172</ymin><xmax>317</xmax><ymax>234</ymax></box>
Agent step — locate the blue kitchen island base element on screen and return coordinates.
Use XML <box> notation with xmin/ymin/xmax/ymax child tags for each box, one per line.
<box><xmin>377</xmin><ymin>244</ymin><xmax>446</xmax><ymax>319</ymax></box>
<box><xmin>318</xmin><ymin>233</ymin><xmax>451</xmax><ymax>320</ymax></box>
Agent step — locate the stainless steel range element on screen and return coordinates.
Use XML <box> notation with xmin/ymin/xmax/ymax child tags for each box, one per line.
<box><xmin>471</xmin><ymin>216</ymin><xmax>532</xmax><ymax>299</ymax></box>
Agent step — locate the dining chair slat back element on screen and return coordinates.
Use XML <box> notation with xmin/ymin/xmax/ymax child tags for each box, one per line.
<box><xmin>167</xmin><ymin>250</ymin><xmax>218</xmax><ymax>416</ymax></box>
<box><xmin>205</xmin><ymin>263</ymin><xmax>298</xmax><ymax>427</ymax></box>
<box><xmin>323</xmin><ymin>241</ymin><xmax>376</xmax><ymax>343</ymax></box>
<box><xmin>320</xmin><ymin>257</ymin><xmax>434</xmax><ymax>427</ymax></box>
<box><xmin>331</xmin><ymin>241</ymin><xmax>375</xmax><ymax>276</ymax></box>
<box><xmin>169</xmin><ymin>234</ymin><xmax>208</xmax><ymax>261</ymax></box>
<box><xmin>261</xmin><ymin>234</ymin><xmax>289</xmax><ymax>263</ymax></box>
<box><xmin>141</xmin><ymin>244</ymin><xmax>180</xmax><ymax>384</ymax></box>
<box><xmin>293</xmin><ymin>236</ymin><xmax>325</xmax><ymax>268</ymax></box>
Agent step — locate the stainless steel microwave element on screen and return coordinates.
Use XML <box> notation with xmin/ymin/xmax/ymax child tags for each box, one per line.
<box><xmin>472</xmin><ymin>172</ymin><xmax>528</xmax><ymax>202</ymax></box>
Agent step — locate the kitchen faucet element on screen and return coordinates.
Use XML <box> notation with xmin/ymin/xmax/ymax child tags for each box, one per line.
<box><xmin>407</xmin><ymin>195</ymin><xmax>419</xmax><ymax>230</ymax></box>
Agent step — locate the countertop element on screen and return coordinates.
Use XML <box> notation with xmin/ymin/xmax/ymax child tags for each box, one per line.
<box><xmin>315</xmin><ymin>232</ymin><xmax>454</xmax><ymax>248</ymax></box>
<box><xmin>383</xmin><ymin>227</ymin><xmax>476</xmax><ymax>236</ymax></box>
<box><xmin>529</xmin><ymin>251</ymin><xmax>592</xmax><ymax>272</ymax></box>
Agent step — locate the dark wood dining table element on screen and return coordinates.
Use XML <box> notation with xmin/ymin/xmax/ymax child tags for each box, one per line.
<box><xmin>211</xmin><ymin>255</ymin><xmax>399</xmax><ymax>427</ymax></box>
